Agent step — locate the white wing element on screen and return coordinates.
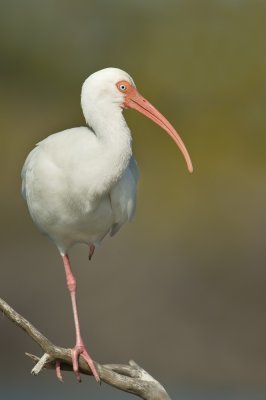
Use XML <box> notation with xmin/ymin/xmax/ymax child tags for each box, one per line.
<box><xmin>109</xmin><ymin>157</ymin><xmax>139</xmax><ymax>236</ymax></box>
<box><xmin>21</xmin><ymin>128</ymin><xmax>139</xmax><ymax>252</ymax></box>
<box><xmin>21</xmin><ymin>146</ymin><xmax>39</xmax><ymax>201</ymax></box>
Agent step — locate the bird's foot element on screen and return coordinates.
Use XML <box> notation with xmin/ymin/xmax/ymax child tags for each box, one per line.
<box><xmin>72</xmin><ymin>343</ymin><xmax>100</xmax><ymax>383</ymax></box>
<box><xmin>54</xmin><ymin>344</ymin><xmax>100</xmax><ymax>383</ymax></box>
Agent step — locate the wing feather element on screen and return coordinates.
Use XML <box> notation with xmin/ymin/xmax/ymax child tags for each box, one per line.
<box><xmin>109</xmin><ymin>157</ymin><xmax>139</xmax><ymax>236</ymax></box>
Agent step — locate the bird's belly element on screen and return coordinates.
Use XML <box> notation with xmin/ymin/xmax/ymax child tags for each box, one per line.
<box><xmin>28</xmin><ymin>190</ymin><xmax>114</xmax><ymax>253</ymax></box>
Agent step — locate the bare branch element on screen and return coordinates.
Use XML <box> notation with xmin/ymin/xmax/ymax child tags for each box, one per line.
<box><xmin>0</xmin><ymin>297</ymin><xmax>171</xmax><ymax>400</ymax></box>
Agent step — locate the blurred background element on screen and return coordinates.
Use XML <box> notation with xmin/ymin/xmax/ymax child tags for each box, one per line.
<box><xmin>1</xmin><ymin>0</ymin><xmax>266</xmax><ymax>399</ymax></box>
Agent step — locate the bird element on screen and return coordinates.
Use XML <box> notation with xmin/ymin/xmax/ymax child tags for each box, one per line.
<box><xmin>21</xmin><ymin>67</ymin><xmax>193</xmax><ymax>383</ymax></box>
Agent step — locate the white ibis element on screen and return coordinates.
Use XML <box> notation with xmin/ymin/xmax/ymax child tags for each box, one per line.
<box><xmin>21</xmin><ymin>68</ymin><xmax>193</xmax><ymax>382</ymax></box>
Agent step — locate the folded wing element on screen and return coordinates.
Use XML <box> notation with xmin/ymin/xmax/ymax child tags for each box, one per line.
<box><xmin>109</xmin><ymin>157</ymin><xmax>139</xmax><ymax>236</ymax></box>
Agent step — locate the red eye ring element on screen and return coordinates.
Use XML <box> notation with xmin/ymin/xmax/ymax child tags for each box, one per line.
<box><xmin>116</xmin><ymin>80</ymin><xmax>129</xmax><ymax>93</ymax></box>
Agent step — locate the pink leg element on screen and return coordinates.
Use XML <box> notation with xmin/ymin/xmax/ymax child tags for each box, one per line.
<box><xmin>59</xmin><ymin>254</ymin><xmax>100</xmax><ymax>383</ymax></box>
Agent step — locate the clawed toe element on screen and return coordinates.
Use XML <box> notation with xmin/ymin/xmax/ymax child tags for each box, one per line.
<box><xmin>55</xmin><ymin>360</ymin><xmax>63</xmax><ymax>382</ymax></box>
<box><xmin>54</xmin><ymin>346</ymin><xmax>100</xmax><ymax>383</ymax></box>
<box><xmin>72</xmin><ymin>345</ymin><xmax>100</xmax><ymax>383</ymax></box>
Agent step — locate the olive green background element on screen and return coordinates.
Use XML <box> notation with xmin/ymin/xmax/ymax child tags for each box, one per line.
<box><xmin>1</xmin><ymin>1</ymin><xmax>266</xmax><ymax>398</ymax></box>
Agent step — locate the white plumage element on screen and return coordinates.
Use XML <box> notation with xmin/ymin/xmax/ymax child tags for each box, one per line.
<box><xmin>21</xmin><ymin>67</ymin><xmax>192</xmax><ymax>382</ymax></box>
<box><xmin>22</xmin><ymin>69</ymin><xmax>139</xmax><ymax>255</ymax></box>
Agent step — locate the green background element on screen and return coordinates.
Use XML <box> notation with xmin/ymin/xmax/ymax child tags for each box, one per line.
<box><xmin>1</xmin><ymin>1</ymin><xmax>266</xmax><ymax>398</ymax></box>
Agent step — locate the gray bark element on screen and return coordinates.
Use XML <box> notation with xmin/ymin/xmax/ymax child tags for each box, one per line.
<box><xmin>0</xmin><ymin>297</ymin><xmax>171</xmax><ymax>400</ymax></box>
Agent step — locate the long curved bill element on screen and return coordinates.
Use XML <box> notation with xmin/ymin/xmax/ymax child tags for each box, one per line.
<box><xmin>124</xmin><ymin>88</ymin><xmax>193</xmax><ymax>173</ymax></box>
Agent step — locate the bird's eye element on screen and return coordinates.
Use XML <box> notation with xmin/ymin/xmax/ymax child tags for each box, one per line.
<box><xmin>116</xmin><ymin>81</ymin><xmax>129</xmax><ymax>93</ymax></box>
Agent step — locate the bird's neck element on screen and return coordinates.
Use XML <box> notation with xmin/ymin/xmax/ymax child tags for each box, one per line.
<box><xmin>86</xmin><ymin>106</ymin><xmax>133</xmax><ymax>194</ymax></box>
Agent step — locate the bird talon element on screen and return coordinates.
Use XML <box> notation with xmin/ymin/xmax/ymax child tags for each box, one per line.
<box><xmin>71</xmin><ymin>348</ymin><xmax>82</xmax><ymax>382</ymax></box>
<box><xmin>80</xmin><ymin>351</ymin><xmax>100</xmax><ymax>383</ymax></box>
<box><xmin>55</xmin><ymin>360</ymin><xmax>63</xmax><ymax>382</ymax></box>
<box><xmin>71</xmin><ymin>344</ymin><xmax>100</xmax><ymax>383</ymax></box>
<box><xmin>75</xmin><ymin>371</ymin><xmax>82</xmax><ymax>383</ymax></box>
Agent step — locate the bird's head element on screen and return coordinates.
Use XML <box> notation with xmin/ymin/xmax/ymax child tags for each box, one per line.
<box><xmin>81</xmin><ymin>67</ymin><xmax>193</xmax><ymax>173</ymax></box>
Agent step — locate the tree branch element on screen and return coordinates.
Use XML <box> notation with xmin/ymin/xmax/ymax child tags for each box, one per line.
<box><xmin>0</xmin><ymin>297</ymin><xmax>171</xmax><ymax>400</ymax></box>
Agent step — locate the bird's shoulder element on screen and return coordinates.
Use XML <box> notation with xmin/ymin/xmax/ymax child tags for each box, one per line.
<box><xmin>21</xmin><ymin>126</ymin><xmax>95</xmax><ymax>199</ymax></box>
<box><xmin>22</xmin><ymin>126</ymin><xmax>97</xmax><ymax>171</ymax></box>
<box><xmin>38</xmin><ymin>126</ymin><xmax>96</xmax><ymax>151</ymax></box>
